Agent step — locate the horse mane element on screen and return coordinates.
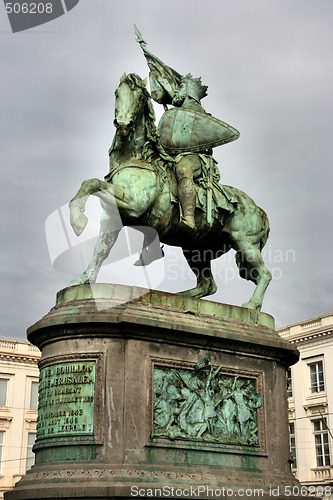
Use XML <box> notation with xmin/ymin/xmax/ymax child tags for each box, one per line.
<box><xmin>122</xmin><ymin>73</ymin><xmax>175</xmax><ymax>171</ymax></box>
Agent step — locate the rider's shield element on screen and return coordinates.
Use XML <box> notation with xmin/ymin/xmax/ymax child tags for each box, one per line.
<box><xmin>158</xmin><ymin>108</ymin><xmax>240</xmax><ymax>154</ymax></box>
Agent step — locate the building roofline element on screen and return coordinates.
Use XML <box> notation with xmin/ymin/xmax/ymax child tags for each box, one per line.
<box><xmin>277</xmin><ymin>313</ymin><xmax>333</xmax><ymax>343</ymax></box>
<box><xmin>0</xmin><ymin>337</ymin><xmax>41</xmax><ymax>361</ymax></box>
<box><xmin>283</xmin><ymin>327</ymin><xmax>333</xmax><ymax>345</ymax></box>
<box><xmin>277</xmin><ymin>313</ymin><xmax>333</xmax><ymax>332</ymax></box>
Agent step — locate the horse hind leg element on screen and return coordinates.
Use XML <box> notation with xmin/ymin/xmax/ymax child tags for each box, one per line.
<box><xmin>235</xmin><ymin>243</ymin><xmax>272</xmax><ymax>311</ymax></box>
<box><xmin>133</xmin><ymin>226</ymin><xmax>164</xmax><ymax>266</ymax></box>
<box><xmin>178</xmin><ymin>249</ymin><xmax>217</xmax><ymax>299</ymax></box>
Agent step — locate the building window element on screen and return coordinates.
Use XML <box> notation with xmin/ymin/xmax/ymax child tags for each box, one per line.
<box><xmin>289</xmin><ymin>422</ymin><xmax>297</xmax><ymax>468</ymax></box>
<box><xmin>287</xmin><ymin>368</ymin><xmax>293</xmax><ymax>398</ymax></box>
<box><xmin>0</xmin><ymin>379</ymin><xmax>8</xmax><ymax>406</ymax></box>
<box><xmin>26</xmin><ymin>433</ymin><xmax>36</xmax><ymax>471</ymax></box>
<box><xmin>309</xmin><ymin>360</ymin><xmax>324</xmax><ymax>393</ymax></box>
<box><xmin>313</xmin><ymin>419</ymin><xmax>330</xmax><ymax>467</ymax></box>
<box><xmin>0</xmin><ymin>431</ymin><xmax>4</xmax><ymax>473</ymax></box>
<box><xmin>30</xmin><ymin>381</ymin><xmax>39</xmax><ymax>410</ymax></box>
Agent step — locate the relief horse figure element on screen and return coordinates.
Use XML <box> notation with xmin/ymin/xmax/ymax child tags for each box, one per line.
<box><xmin>69</xmin><ymin>73</ymin><xmax>271</xmax><ymax>310</ymax></box>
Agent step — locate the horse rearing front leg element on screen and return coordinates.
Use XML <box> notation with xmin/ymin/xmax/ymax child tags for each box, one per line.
<box><xmin>69</xmin><ymin>210</ymin><xmax>121</xmax><ymax>287</ymax></box>
<box><xmin>69</xmin><ymin>178</ymin><xmax>108</xmax><ymax>236</ymax></box>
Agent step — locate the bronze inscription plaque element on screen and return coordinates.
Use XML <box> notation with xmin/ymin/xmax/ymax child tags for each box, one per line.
<box><xmin>37</xmin><ymin>361</ymin><xmax>96</xmax><ymax>439</ymax></box>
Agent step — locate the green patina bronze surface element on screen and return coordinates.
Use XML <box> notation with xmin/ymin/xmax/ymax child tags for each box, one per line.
<box><xmin>158</xmin><ymin>107</ymin><xmax>239</xmax><ymax>153</ymax></box>
<box><xmin>67</xmin><ymin>27</ymin><xmax>272</xmax><ymax>313</ymax></box>
<box><xmin>55</xmin><ymin>284</ymin><xmax>275</xmax><ymax>329</ymax></box>
<box><xmin>37</xmin><ymin>361</ymin><xmax>96</xmax><ymax>439</ymax></box>
<box><xmin>153</xmin><ymin>361</ymin><xmax>261</xmax><ymax>446</ymax></box>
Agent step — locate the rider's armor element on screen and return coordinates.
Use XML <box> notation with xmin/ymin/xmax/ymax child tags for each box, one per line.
<box><xmin>135</xmin><ymin>27</ymin><xmax>240</xmax><ymax>234</ymax></box>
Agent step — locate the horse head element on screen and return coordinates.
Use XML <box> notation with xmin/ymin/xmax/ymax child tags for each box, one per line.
<box><xmin>114</xmin><ymin>73</ymin><xmax>153</xmax><ymax>139</ymax></box>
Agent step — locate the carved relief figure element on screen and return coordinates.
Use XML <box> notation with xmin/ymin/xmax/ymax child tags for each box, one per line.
<box><xmin>152</xmin><ymin>362</ymin><xmax>262</xmax><ymax>446</ymax></box>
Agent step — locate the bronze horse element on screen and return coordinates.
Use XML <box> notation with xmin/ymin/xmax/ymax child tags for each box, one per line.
<box><xmin>69</xmin><ymin>73</ymin><xmax>271</xmax><ymax>310</ymax></box>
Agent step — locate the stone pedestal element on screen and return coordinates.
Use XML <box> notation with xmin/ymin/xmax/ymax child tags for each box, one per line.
<box><xmin>6</xmin><ymin>285</ymin><xmax>307</xmax><ymax>499</ymax></box>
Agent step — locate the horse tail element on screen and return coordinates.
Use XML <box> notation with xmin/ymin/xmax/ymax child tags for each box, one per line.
<box><xmin>258</xmin><ymin>207</ymin><xmax>270</xmax><ymax>251</ymax></box>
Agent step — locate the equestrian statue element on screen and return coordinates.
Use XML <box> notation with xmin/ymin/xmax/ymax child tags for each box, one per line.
<box><xmin>68</xmin><ymin>26</ymin><xmax>272</xmax><ymax>311</ymax></box>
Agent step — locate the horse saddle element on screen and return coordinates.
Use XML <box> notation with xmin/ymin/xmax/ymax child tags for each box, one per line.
<box><xmin>158</xmin><ymin>108</ymin><xmax>240</xmax><ymax>154</ymax></box>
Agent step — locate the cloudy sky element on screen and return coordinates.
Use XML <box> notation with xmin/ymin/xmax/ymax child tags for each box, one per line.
<box><xmin>1</xmin><ymin>0</ymin><xmax>332</xmax><ymax>339</ymax></box>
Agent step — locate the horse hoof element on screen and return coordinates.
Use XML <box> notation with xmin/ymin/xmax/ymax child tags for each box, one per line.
<box><xmin>241</xmin><ymin>301</ymin><xmax>261</xmax><ymax>311</ymax></box>
<box><xmin>134</xmin><ymin>249</ymin><xmax>164</xmax><ymax>266</ymax></box>
<box><xmin>180</xmin><ymin>217</ymin><xmax>197</xmax><ymax>237</ymax></box>
<box><xmin>68</xmin><ymin>280</ymin><xmax>81</xmax><ymax>287</ymax></box>
<box><xmin>177</xmin><ymin>282</ymin><xmax>216</xmax><ymax>299</ymax></box>
<box><xmin>178</xmin><ymin>289</ymin><xmax>195</xmax><ymax>298</ymax></box>
<box><xmin>70</xmin><ymin>211</ymin><xmax>88</xmax><ymax>236</ymax></box>
<box><xmin>68</xmin><ymin>279</ymin><xmax>85</xmax><ymax>287</ymax></box>
<box><xmin>68</xmin><ymin>274</ymin><xmax>91</xmax><ymax>287</ymax></box>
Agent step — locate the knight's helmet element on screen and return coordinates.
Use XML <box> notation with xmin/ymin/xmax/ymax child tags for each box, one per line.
<box><xmin>179</xmin><ymin>73</ymin><xmax>208</xmax><ymax>103</ymax></box>
<box><xmin>134</xmin><ymin>24</ymin><xmax>182</xmax><ymax>105</ymax></box>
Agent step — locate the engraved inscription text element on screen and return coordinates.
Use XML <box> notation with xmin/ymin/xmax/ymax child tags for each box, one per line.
<box><xmin>37</xmin><ymin>361</ymin><xmax>95</xmax><ymax>438</ymax></box>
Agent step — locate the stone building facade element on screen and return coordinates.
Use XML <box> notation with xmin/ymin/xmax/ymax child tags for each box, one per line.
<box><xmin>0</xmin><ymin>338</ymin><xmax>40</xmax><ymax>499</ymax></box>
<box><xmin>278</xmin><ymin>313</ymin><xmax>333</xmax><ymax>499</ymax></box>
